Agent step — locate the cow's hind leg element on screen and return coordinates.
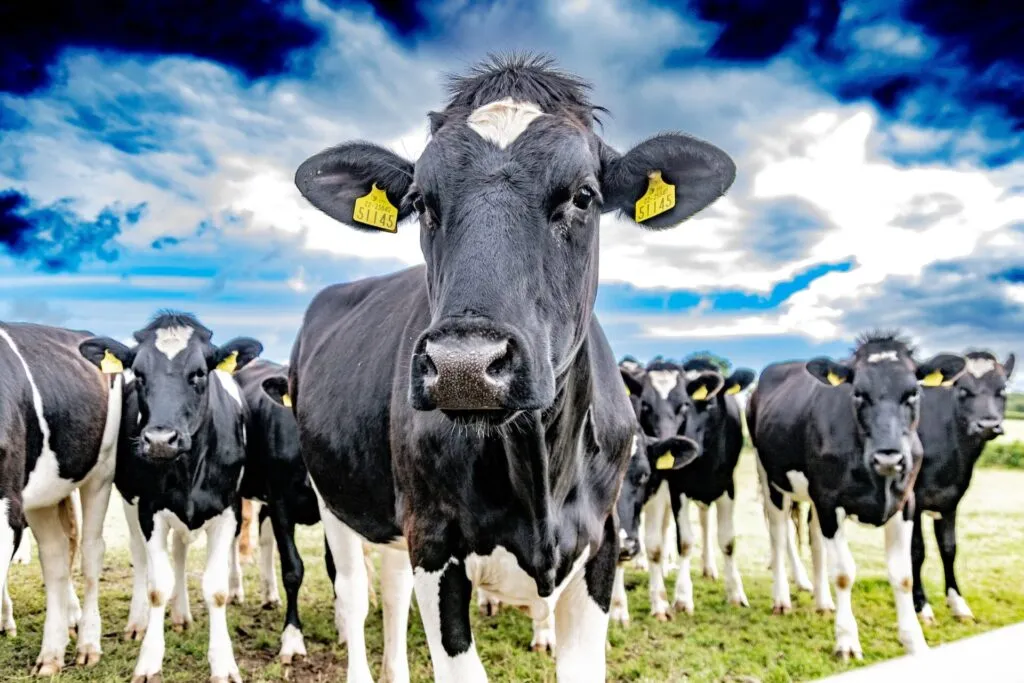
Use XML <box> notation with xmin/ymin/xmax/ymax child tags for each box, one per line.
<box><xmin>0</xmin><ymin>495</ymin><xmax>22</xmax><ymax>637</ymax></box>
<box><xmin>268</xmin><ymin>504</ymin><xmax>305</xmax><ymax>665</ymax></box>
<box><xmin>671</xmin><ymin>495</ymin><xmax>695</xmax><ymax>615</ymax></box>
<box><xmin>643</xmin><ymin>484</ymin><xmax>671</xmax><ymax>620</ymax></box>
<box><xmin>886</xmin><ymin>512</ymin><xmax>928</xmax><ymax>654</ymax></box>
<box><xmin>716</xmin><ymin>492</ymin><xmax>748</xmax><ymax>607</ymax></box>
<box><xmin>530</xmin><ymin>608</ymin><xmax>556</xmax><ymax>654</ymax></box>
<box><xmin>258</xmin><ymin>506</ymin><xmax>281</xmax><ymax>609</ymax></box>
<box><xmin>26</xmin><ymin>504</ymin><xmax>71</xmax><ymax>676</ymax></box>
<box><xmin>765</xmin><ymin>482</ymin><xmax>793</xmax><ymax>615</ymax></box>
<box><xmin>786</xmin><ymin>503</ymin><xmax>813</xmax><ymax>592</ymax></box>
<box><xmin>935</xmin><ymin>510</ymin><xmax>973</xmax><ymax>622</ymax></box>
<box><xmin>204</xmin><ymin>508</ymin><xmax>242</xmax><ymax>683</ymax></box>
<box><xmin>123</xmin><ymin>500</ymin><xmax>150</xmax><ymax>640</ymax></box>
<box><xmin>477</xmin><ymin>588</ymin><xmax>501</xmax><ymax>616</ymax></box>
<box><xmin>809</xmin><ymin>506</ymin><xmax>834</xmax><ymax>613</ymax></box>
<box><xmin>609</xmin><ymin>565</ymin><xmax>630</xmax><ymax>627</ymax></box>
<box><xmin>75</xmin><ymin>477</ymin><xmax>113</xmax><ymax>666</ymax></box>
<box><xmin>911</xmin><ymin>511</ymin><xmax>933</xmax><ymax>624</ymax></box>
<box><xmin>228</xmin><ymin>515</ymin><xmax>245</xmax><ymax>606</ymax></box>
<box><xmin>698</xmin><ymin>503</ymin><xmax>717</xmax><ymax>580</ymax></box>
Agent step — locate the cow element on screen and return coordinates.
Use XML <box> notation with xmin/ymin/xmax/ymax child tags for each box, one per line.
<box><xmin>289</xmin><ymin>53</ymin><xmax>735</xmax><ymax>682</ymax></box>
<box><xmin>0</xmin><ymin>321</ymin><xmax>122</xmax><ymax>676</ymax></box>
<box><xmin>746</xmin><ymin>332</ymin><xmax>965</xmax><ymax>659</ymax></box>
<box><xmin>78</xmin><ymin>312</ymin><xmax>262</xmax><ymax>683</ymax></box>
<box><xmin>912</xmin><ymin>350</ymin><xmax>1015</xmax><ymax>624</ymax></box>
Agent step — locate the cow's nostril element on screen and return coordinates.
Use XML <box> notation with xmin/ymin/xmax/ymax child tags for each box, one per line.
<box><xmin>486</xmin><ymin>341</ymin><xmax>514</xmax><ymax>379</ymax></box>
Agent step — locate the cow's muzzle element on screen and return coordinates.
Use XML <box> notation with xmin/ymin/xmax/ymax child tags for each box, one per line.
<box><xmin>871</xmin><ymin>449</ymin><xmax>909</xmax><ymax>478</ymax></box>
<box><xmin>619</xmin><ymin>537</ymin><xmax>640</xmax><ymax>562</ymax></box>
<box><xmin>139</xmin><ymin>427</ymin><xmax>188</xmax><ymax>461</ymax></box>
<box><xmin>968</xmin><ymin>419</ymin><xmax>1003</xmax><ymax>439</ymax></box>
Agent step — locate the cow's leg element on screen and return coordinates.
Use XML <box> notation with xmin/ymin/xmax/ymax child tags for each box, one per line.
<box><xmin>716</xmin><ymin>493</ymin><xmax>748</xmax><ymax>607</ymax></box>
<box><xmin>228</xmin><ymin>530</ymin><xmax>245</xmax><ymax>606</ymax></box>
<box><xmin>671</xmin><ymin>495</ymin><xmax>695</xmax><ymax>615</ymax></box>
<box><xmin>75</xmin><ymin>477</ymin><xmax>113</xmax><ymax>666</ymax></box>
<box><xmin>786</xmin><ymin>503</ymin><xmax>813</xmax><ymax>593</ymax></box>
<box><xmin>268</xmin><ymin>504</ymin><xmax>305</xmax><ymax>665</ymax></box>
<box><xmin>258</xmin><ymin>507</ymin><xmax>281</xmax><ymax>609</ymax></box>
<box><xmin>25</xmin><ymin>505</ymin><xmax>71</xmax><ymax>676</ymax></box>
<box><xmin>767</xmin><ymin>491</ymin><xmax>793</xmax><ymax>615</ymax></box>
<box><xmin>238</xmin><ymin>498</ymin><xmax>255</xmax><ymax>565</ymax></box>
<box><xmin>809</xmin><ymin>506</ymin><xmax>834</xmax><ymax>613</ymax></box>
<box><xmin>632</xmin><ymin>511</ymin><xmax>648</xmax><ymax>571</ymax></box>
<box><xmin>885</xmin><ymin>512</ymin><xmax>928</xmax><ymax>655</ymax></box>
<box><xmin>0</xmin><ymin>495</ymin><xmax>22</xmax><ymax>637</ymax></box>
<box><xmin>554</xmin><ymin>516</ymin><xmax>615</xmax><ymax>682</ymax></box>
<box><xmin>530</xmin><ymin>608</ymin><xmax>556</xmax><ymax>654</ymax></box>
<box><xmin>643</xmin><ymin>485</ymin><xmax>671</xmax><ymax>620</ymax></box>
<box><xmin>320</xmin><ymin>507</ymin><xmax>373</xmax><ymax>683</ymax></box>
<box><xmin>935</xmin><ymin>511</ymin><xmax>973</xmax><ymax>622</ymax></box>
<box><xmin>609</xmin><ymin>565</ymin><xmax>630</xmax><ymax>627</ymax></box>
<box><xmin>476</xmin><ymin>588</ymin><xmax>501</xmax><ymax>616</ymax></box>
<box><xmin>911</xmin><ymin>510</ymin><xmax>933</xmax><ymax>624</ymax></box>
<box><xmin>698</xmin><ymin>503</ymin><xmax>717</xmax><ymax>580</ymax></box>
<box><xmin>169</xmin><ymin>530</ymin><xmax>192</xmax><ymax>632</ymax></box>
<box><xmin>132</xmin><ymin>516</ymin><xmax>174</xmax><ymax>682</ymax></box>
<box><xmin>12</xmin><ymin>527</ymin><xmax>31</xmax><ymax>565</ymax></box>
<box><xmin>123</xmin><ymin>500</ymin><xmax>150</xmax><ymax>640</ymax></box>
<box><xmin>60</xmin><ymin>492</ymin><xmax>82</xmax><ymax>637</ymax></box>
<box><xmin>380</xmin><ymin>546</ymin><xmax>413</xmax><ymax>683</ymax></box>
<box><xmin>204</xmin><ymin>508</ymin><xmax>242</xmax><ymax>683</ymax></box>
<box><xmin>820</xmin><ymin>508</ymin><xmax>860</xmax><ymax>661</ymax></box>
<box><xmin>412</xmin><ymin>556</ymin><xmax>487</xmax><ymax>683</ymax></box>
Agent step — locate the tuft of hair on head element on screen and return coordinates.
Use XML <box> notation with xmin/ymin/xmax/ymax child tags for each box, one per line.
<box><xmin>645</xmin><ymin>358</ymin><xmax>680</xmax><ymax>373</ymax></box>
<box><xmin>851</xmin><ymin>329</ymin><xmax>915</xmax><ymax>359</ymax></box>
<box><xmin>135</xmin><ymin>309</ymin><xmax>213</xmax><ymax>342</ymax></box>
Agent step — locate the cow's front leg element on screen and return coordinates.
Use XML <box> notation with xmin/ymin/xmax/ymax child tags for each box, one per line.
<box><xmin>132</xmin><ymin>515</ymin><xmax>174</xmax><ymax>682</ymax></box>
<box><xmin>258</xmin><ymin>507</ymin><xmax>281</xmax><ymax>609</ymax></box>
<box><xmin>766</xmin><ymin>490</ymin><xmax>793</xmax><ymax>615</ymax></box>
<box><xmin>169</xmin><ymin>530</ymin><xmax>192</xmax><ymax>632</ymax></box>
<box><xmin>934</xmin><ymin>511</ymin><xmax>973</xmax><ymax>622</ymax></box>
<box><xmin>643</xmin><ymin>486</ymin><xmax>671</xmax><ymax>620</ymax></box>
<box><xmin>671</xmin><ymin>495</ymin><xmax>695</xmax><ymax>615</ymax></box>
<box><xmin>809</xmin><ymin>506</ymin><xmax>834</xmax><ymax>613</ymax></box>
<box><xmin>911</xmin><ymin>510</ymin><xmax>932</xmax><ymax>624</ymax></box>
<box><xmin>25</xmin><ymin>504</ymin><xmax>71</xmax><ymax>676</ymax></box>
<box><xmin>698</xmin><ymin>503</ymin><xmax>717</xmax><ymax>580</ymax></box>
<box><xmin>123</xmin><ymin>500</ymin><xmax>150</xmax><ymax>640</ymax></box>
<box><xmin>886</xmin><ymin>512</ymin><xmax>928</xmax><ymax>654</ymax></box>
<box><xmin>554</xmin><ymin>516</ymin><xmax>615</xmax><ymax>682</ymax></box>
<box><xmin>268</xmin><ymin>504</ymin><xmax>305</xmax><ymax>665</ymax></box>
<box><xmin>609</xmin><ymin>566</ymin><xmax>630</xmax><ymax>627</ymax></box>
<box><xmin>716</xmin><ymin>492</ymin><xmax>748</xmax><ymax>607</ymax></box>
<box><xmin>380</xmin><ymin>546</ymin><xmax>413</xmax><ymax>683</ymax></box>
<box><xmin>820</xmin><ymin>507</ymin><xmax>861</xmax><ymax>661</ymax></box>
<box><xmin>0</xmin><ymin>496</ymin><xmax>22</xmax><ymax>637</ymax></box>
<box><xmin>228</xmin><ymin>531</ymin><xmax>245</xmax><ymax>606</ymax></box>
<box><xmin>204</xmin><ymin>508</ymin><xmax>242</xmax><ymax>683</ymax></box>
<box><xmin>412</xmin><ymin>554</ymin><xmax>486</xmax><ymax>683</ymax></box>
<box><xmin>786</xmin><ymin>503</ymin><xmax>813</xmax><ymax>593</ymax></box>
<box><xmin>76</xmin><ymin>477</ymin><xmax>113</xmax><ymax>666</ymax></box>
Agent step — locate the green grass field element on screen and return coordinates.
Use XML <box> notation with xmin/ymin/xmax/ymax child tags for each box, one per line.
<box><xmin>1</xmin><ymin>449</ymin><xmax>1023</xmax><ymax>682</ymax></box>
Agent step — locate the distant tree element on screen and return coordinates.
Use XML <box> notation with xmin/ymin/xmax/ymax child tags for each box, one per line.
<box><xmin>684</xmin><ymin>350</ymin><xmax>732</xmax><ymax>375</ymax></box>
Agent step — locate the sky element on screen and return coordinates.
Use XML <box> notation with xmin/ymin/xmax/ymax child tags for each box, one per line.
<box><xmin>1</xmin><ymin>0</ymin><xmax>1021</xmax><ymax>386</ymax></box>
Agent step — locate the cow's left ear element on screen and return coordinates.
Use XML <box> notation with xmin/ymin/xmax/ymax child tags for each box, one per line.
<box><xmin>806</xmin><ymin>358</ymin><xmax>853</xmax><ymax>387</ymax></box>
<box><xmin>79</xmin><ymin>337</ymin><xmax>134</xmax><ymax>374</ymax></box>
<box><xmin>1004</xmin><ymin>353</ymin><xmax>1015</xmax><ymax>379</ymax></box>
<box><xmin>916</xmin><ymin>354</ymin><xmax>966</xmax><ymax>387</ymax></box>
<box><xmin>600</xmin><ymin>133</ymin><xmax>736</xmax><ymax>229</ymax></box>
<box><xmin>647</xmin><ymin>435</ymin><xmax>700</xmax><ymax>471</ymax></box>
<box><xmin>210</xmin><ymin>338</ymin><xmax>263</xmax><ymax>374</ymax></box>
<box><xmin>685</xmin><ymin>371</ymin><xmax>724</xmax><ymax>402</ymax></box>
<box><xmin>723</xmin><ymin>368</ymin><xmax>756</xmax><ymax>396</ymax></box>
<box><xmin>261</xmin><ymin>376</ymin><xmax>292</xmax><ymax>409</ymax></box>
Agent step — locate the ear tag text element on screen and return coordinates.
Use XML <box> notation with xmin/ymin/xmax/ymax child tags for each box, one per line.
<box><xmin>635</xmin><ymin>170</ymin><xmax>675</xmax><ymax>223</ymax></box>
<box><xmin>353</xmin><ymin>183</ymin><xmax>398</xmax><ymax>232</ymax></box>
<box><xmin>100</xmin><ymin>350</ymin><xmax>123</xmax><ymax>374</ymax></box>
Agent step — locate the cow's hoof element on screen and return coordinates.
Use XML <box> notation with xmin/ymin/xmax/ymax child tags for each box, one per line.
<box><xmin>68</xmin><ymin>626</ymin><xmax>78</xmax><ymax>640</ymax></box>
<box><xmin>171</xmin><ymin>615</ymin><xmax>192</xmax><ymax>633</ymax></box>
<box><xmin>33</xmin><ymin>657</ymin><xmax>64</xmax><ymax>677</ymax></box>
<box><xmin>702</xmin><ymin>568</ymin><xmax>719</xmax><ymax>581</ymax></box>
<box><xmin>131</xmin><ymin>675</ymin><xmax>163</xmax><ymax>683</ymax></box>
<box><xmin>954</xmin><ymin>614</ymin><xmax>975</xmax><ymax>624</ymax></box>
<box><xmin>0</xmin><ymin>624</ymin><xmax>15</xmax><ymax>638</ymax></box>
<box><xmin>124</xmin><ymin>624</ymin><xmax>146</xmax><ymax>641</ymax></box>
<box><xmin>76</xmin><ymin>645</ymin><xmax>102</xmax><ymax>667</ymax></box>
<box><xmin>816</xmin><ymin>604</ymin><xmax>836</xmax><ymax>615</ymax></box>
<box><xmin>653</xmin><ymin>611</ymin><xmax>672</xmax><ymax>622</ymax></box>
<box><xmin>530</xmin><ymin>643</ymin><xmax>553</xmax><ymax>654</ymax></box>
<box><xmin>772</xmin><ymin>602</ymin><xmax>792</xmax><ymax>616</ymax></box>
<box><xmin>262</xmin><ymin>599</ymin><xmax>281</xmax><ymax>611</ymax></box>
<box><xmin>229</xmin><ymin>592</ymin><xmax>245</xmax><ymax>606</ymax></box>
<box><xmin>728</xmin><ymin>594</ymin><xmax>750</xmax><ymax>608</ymax></box>
<box><xmin>672</xmin><ymin>600</ymin><xmax>695</xmax><ymax>615</ymax></box>
<box><xmin>834</xmin><ymin>640</ymin><xmax>863</xmax><ymax>662</ymax></box>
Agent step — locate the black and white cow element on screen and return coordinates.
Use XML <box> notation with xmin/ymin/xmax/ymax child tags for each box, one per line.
<box><xmin>912</xmin><ymin>350</ymin><xmax>1015</xmax><ymax>624</ymax></box>
<box><xmin>289</xmin><ymin>54</ymin><xmax>735</xmax><ymax>681</ymax></box>
<box><xmin>0</xmin><ymin>322</ymin><xmax>122</xmax><ymax>675</ymax></box>
<box><xmin>747</xmin><ymin>332</ymin><xmax>964</xmax><ymax>659</ymax></box>
<box><xmin>79</xmin><ymin>312</ymin><xmax>262</xmax><ymax>683</ymax></box>
<box><xmin>235</xmin><ymin>359</ymin><xmax>324</xmax><ymax>664</ymax></box>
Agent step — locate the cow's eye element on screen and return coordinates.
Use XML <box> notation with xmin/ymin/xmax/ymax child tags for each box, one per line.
<box><xmin>411</xmin><ymin>195</ymin><xmax>426</xmax><ymax>215</ymax></box>
<box><xmin>572</xmin><ymin>186</ymin><xmax>596</xmax><ymax>210</ymax></box>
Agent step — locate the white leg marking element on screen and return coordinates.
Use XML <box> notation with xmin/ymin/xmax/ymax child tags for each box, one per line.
<box><xmin>919</xmin><ymin>602</ymin><xmax>936</xmax><ymax>624</ymax></box>
<box><xmin>809</xmin><ymin>510</ymin><xmax>835</xmax><ymax>613</ymax></box>
<box><xmin>554</xmin><ymin>565</ymin><xmax>609</xmax><ymax>683</ymax></box>
<box><xmin>631</xmin><ymin>511</ymin><xmax>648</xmax><ymax>571</ymax></box>
<box><xmin>699</xmin><ymin>504</ymin><xmax>718</xmax><ymax>580</ymax></box>
<box><xmin>279</xmin><ymin>623</ymin><xmax>307</xmax><ymax>666</ymax></box>
<box><xmin>644</xmin><ymin>483</ymin><xmax>671</xmax><ymax>620</ymax></box>
<box><xmin>228</xmin><ymin>533</ymin><xmax>245</xmax><ymax>605</ymax></box>
<box><xmin>672</xmin><ymin>495</ymin><xmax>695</xmax><ymax>615</ymax></box>
<box><xmin>947</xmin><ymin>588</ymin><xmax>974</xmax><ymax>621</ymax></box>
<box><xmin>133</xmin><ymin>514</ymin><xmax>174</xmax><ymax>681</ymax></box>
<box><xmin>204</xmin><ymin>508</ymin><xmax>242</xmax><ymax>683</ymax></box>
<box><xmin>1</xmin><ymin>583</ymin><xmax>14</xmax><ymax>637</ymax></box>
<box><xmin>0</xmin><ymin>501</ymin><xmax>17</xmax><ymax>637</ymax></box>
<box><xmin>380</xmin><ymin>546</ymin><xmax>413</xmax><ymax>683</ymax></box>
<box><xmin>258</xmin><ymin>515</ymin><xmax>281</xmax><ymax>608</ymax></box>
<box><xmin>477</xmin><ymin>587</ymin><xmax>502</xmax><ymax>616</ymax></box>
<box><xmin>768</xmin><ymin>498</ymin><xmax>793</xmax><ymax>615</ymax></box>
<box><xmin>786</xmin><ymin>507</ymin><xmax>814</xmax><ymax>593</ymax></box>
<box><xmin>716</xmin><ymin>494</ymin><xmax>748</xmax><ymax>607</ymax></box>
<box><xmin>76</xmin><ymin>479</ymin><xmax>113</xmax><ymax>666</ymax></box>
<box><xmin>12</xmin><ymin>528</ymin><xmax>32</xmax><ymax>565</ymax></box>
<box><xmin>123</xmin><ymin>500</ymin><xmax>150</xmax><ymax>640</ymax></box>
<box><xmin>609</xmin><ymin>566</ymin><xmax>630</xmax><ymax>627</ymax></box>
<box><xmin>169</xmin><ymin>531</ymin><xmax>192</xmax><ymax>631</ymax></box>
<box><xmin>825</xmin><ymin>513</ymin><xmax>862</xmax><ymax>660</ymax></box>
<box><xmin>530</xmin><ymin>608</ymin><xmax>556</xmax><ymax>654</ymax></box>
<box><xmin>886</xmin><ymin>515</ymin><xmax>928</xmax><ymax>655</ymax></box>
<box><xmin>26</xmin><ymin>504</ymin><xmax>71</xmax><ymax>676</ymax></box>
<box><xmin>412</xmin><ymin>559</ymin><xmax>487</xmax><ymax>683</ymax></box>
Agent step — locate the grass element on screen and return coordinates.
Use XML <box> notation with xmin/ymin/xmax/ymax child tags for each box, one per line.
<box><xmin>1</xmin><ymin>449</ymin><xmax>1023</xmax><ymax>682</ymax></box>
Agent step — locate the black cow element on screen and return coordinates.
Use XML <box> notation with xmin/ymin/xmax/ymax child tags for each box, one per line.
<box><xmin>0</xmin><ymin>322</ymin><xmax>123</xmax><ymax>675</ymax></box>
<box><xmin>912</xmin><ymin>350</ymin><xmax>1015</xmax><ymax>624</ymax></box>
<box><xmin>747</xmin><ymin>332</ymin><xmax>964</xmax><ymax>660</ymax></box>
<box><xmin>79</xmin><ymin>312</ymin><xmax>262</xmax><ymax>683</ymax></box>
<box><xmin>289</xmin><ymin>54</ymin><xmax>734</xmax><ymax>681</ymax></box>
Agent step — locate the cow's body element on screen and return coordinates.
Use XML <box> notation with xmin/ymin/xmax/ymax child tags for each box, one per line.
<box><xmin>912</xmin><ymin>351</ymin><xmax>1015</xmax><ymax>624</ymax></box>
<box><xmin>0</xmin><ymin>322</ymin><xmax>121</xmax><ymax>675</ymax></box>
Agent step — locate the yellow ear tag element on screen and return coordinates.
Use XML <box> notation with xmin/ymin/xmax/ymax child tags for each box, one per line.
<box><xmin>216</xmin><ymin>351</ymin><xmax>239</xmax><ymax>374</ymax></box>
<box><xmin>282</xmin><ymin>394</ymin><xmax>293</xmax><ymax>408</ymax></box>
<box><xmin>921</xmin><ymin>370</ymin><xmax>943</xmax><ymax>387</ymax></box>
<box><xmin>625</xmin><ymin>386</ymin><xmax>631</xmax><ymax>396</ymax></box>
<box><xmin>691</xmin><ymin>384</ymin><xmax>709</xmax><ymax>401</ymax></box>
<box><xmin>100</xmin><ymin>350</ymin><xmax>123</xmax><ymax>374</ymax></box>
<box><xmin>634</xmin><ymin>170</ymin><xmax>676</xmax><ymax>223</ymax></box>
<box><xmin>725</xmin><ymin>384</ymin><xmax>741</xmax><ymax>395</ymax></box>
<box><xmin>353</xmin><ymin>183</ymin><xmax>398</xmax><ymax>233</ymax></box>
<box><xmin>827</xmin><ymin>371</ymin><xmax>844</xmax><ymax>387</ymax></box>
<box><xmin>656</xmin><ymin>452</ymin><xmax>675</xmax><ymax>470</ymax></box>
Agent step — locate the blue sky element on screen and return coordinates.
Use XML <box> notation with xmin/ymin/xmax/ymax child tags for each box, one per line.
<box><xmin>1</xmin><ymin>0</ymin><xmax>1021</xmax><ymax>385</ymax></box>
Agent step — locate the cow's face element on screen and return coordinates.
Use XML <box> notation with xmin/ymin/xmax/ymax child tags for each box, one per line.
<box><xmin>955</xmin><ymin>352</ymin><xmax>1015</xmax><ymax>440</ymax></box>
<box><xmin>682</xmin><ymin>367</ymin><xmax>754</xmax><ymax>445</ymax></box>
<box><xmin>79</xmin><ymin>316</ymin><xmax>261</xmax><ymax>461</ymax></box>
<box><xmin>807</xmin><ymin>345</ymin><xmax>965</xmax><ymax>481</ymax></box>
<box><xmin>616</xmin><ymin>429</ymin><xmax>699</xmax><ymax>562</ymax></box>
<box><xmin>294</xmin><ymin>61</ymin><xmax>734</xmax><ymax>425</ymax></box>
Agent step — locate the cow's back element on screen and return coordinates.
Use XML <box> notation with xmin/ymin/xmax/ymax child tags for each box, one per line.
<box><xmin>748</xmin><ymin>361</ymin><xmax>823</xmax><ymax>467</ymax></box>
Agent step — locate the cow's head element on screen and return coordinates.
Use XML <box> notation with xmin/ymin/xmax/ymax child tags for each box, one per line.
<box><xmin>616</xmin><ymin>428</ymin><xmax>699</xmax><ymax>562</ymax></box>
<box><xmin>681</xmin><ymin>359</ymin><xmax>754</xmax><ymax>442</ymax></box>
<box><xmin>294</xmin><ymin>55</ymin><xmax>734</xmax><ymax>425</ymax></box>
<box><xmin>619</xmin><ymin>357</ymin><xmax>646</xmax><ymax>420</ymax></box>
<box><xmin>79</xmin><ymin>312</ymin><xmax>262</xmax><ymax>461</ymax></box>
<box><xmin>806</xmin><ymin>332</ymin><xmax>964</xmax><ymax>481</ymax></box>
<box><xmin>954</xmin><ymin>351</ymin><xmax>1015</xmax><ymax>440</ymax></box>
<box><xmin>620</xmin><ymin>359</ymin><xmax>724</xmax><ymax>444</ymax></box>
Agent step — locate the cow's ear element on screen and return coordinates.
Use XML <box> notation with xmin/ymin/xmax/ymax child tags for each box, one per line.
<box><xmin>685</xmin><ymin>372</ymin><xmax>724</xmax><ymax>402</ymax></box>
<box><xmin>647</xmin><ymin>435</ymin><xmax>700</xmax><ymax>471</ymax></box>
<box><xmin>210</xmin><ymin>338</ymin><xmax>263</xmax><ymax>374</ymax></box>
<box><xmin>261</xmin><ymin>376</ymin><xmax>292</xmax><ymax>409</ymax></box>
<box><xmin>806</xmin><ymin>358</ymin><xmax>853</xmax><ymax>387</ymax></box>
<box><xmin>79</xmin><ymin>337</ymin><xmax>134</xmax><ymax>374</ymax></box>
<box><xmin>620</xmin><ymin>368</ymin><xmax>644</xmax><ymax>397</ymax></box>
<box><xmin>1004</xmin><ymin>353</ymin><xmax>1015</xmax><ymax>380</ymax></box>
<box><xmin>916</xmin><ymin>354</ymin><xmax>966</xmax><ymax>387</ymax></box>
<box><xmin>723</xmin><ymin>368</ymin><xmax>755</xmax><ymax>396</ymax></box>
<box><xmin>294</xmin><ymin>142</ymin><xmax>415</xmax><ymax>233</ymax></box>
<box><xmin>600</xmin><ymin>133</ymin><xmax>736</xmax><ymax>229</ymax></box>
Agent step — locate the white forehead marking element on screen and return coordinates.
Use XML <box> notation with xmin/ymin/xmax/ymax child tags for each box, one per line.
<box><xmin>867</xmin><ymin>350</ymin><xmax>899</xmax><ymax>363</ymax></box>
<box><xmin>647</xmin><ymin>369</ymin><xmax>680</xmax><ymax>400</ymax></box>
<box><xmin>621</xmin><ymin>360</ymin><xmax>641</xmax><ymax>372</ymax></box>
<box><xmin>154</xmin><ymin>326</ymin><xmax>194</xmax><ymax>360</ymax></box>
<box><xmin>965</xmin><ymin>357</ymin><xmax>996</xmax><ymax>378</ymax></box>
<box><xmin>684</xmin><ymin>369</ymin><xmax>701</xmax><ymax>381</ymax></box>
<box><xmin>466</xmin><ymin>98</ymin><xmax>546</xmax><ymax>149</ymax></box>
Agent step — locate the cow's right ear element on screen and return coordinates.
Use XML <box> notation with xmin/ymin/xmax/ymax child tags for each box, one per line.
<box><xmin>294</xmin><ymin>142</ymin><xmax>415</xmax><ymax>232</ymax></box>
<box><xmin>806</xmin><ymin>357</ymin><xmax>853</xmax><ymax>387</ymax></box>
<box><xmin>620</xmin><ymin>368</ymin><xmax>644</xmax><ymax>397</ymax></box>
<box><xmin>261</xmin><ymin>376</ymin><xmax>292</xmax><ymax>409</ymax></box>
<box><xmin>647</xmin><ymin>435</ymin><xmax>700</xmax><ymax>471</ymax></box>
<box><xmin>78</xmin><ymin>337</ymin><xmax>134</xmax><ymax>374</ymax></box>
<box><xmin>916</xmin><ymin>354</ymin><xmax>966</xmax><ymax>387</ymax></box>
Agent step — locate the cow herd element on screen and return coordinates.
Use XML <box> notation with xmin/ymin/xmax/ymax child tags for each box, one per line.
<box><xmin>0</xmin><ymin>55</ymin><xmax>1017</xmax><ymax>683</ymax></box>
